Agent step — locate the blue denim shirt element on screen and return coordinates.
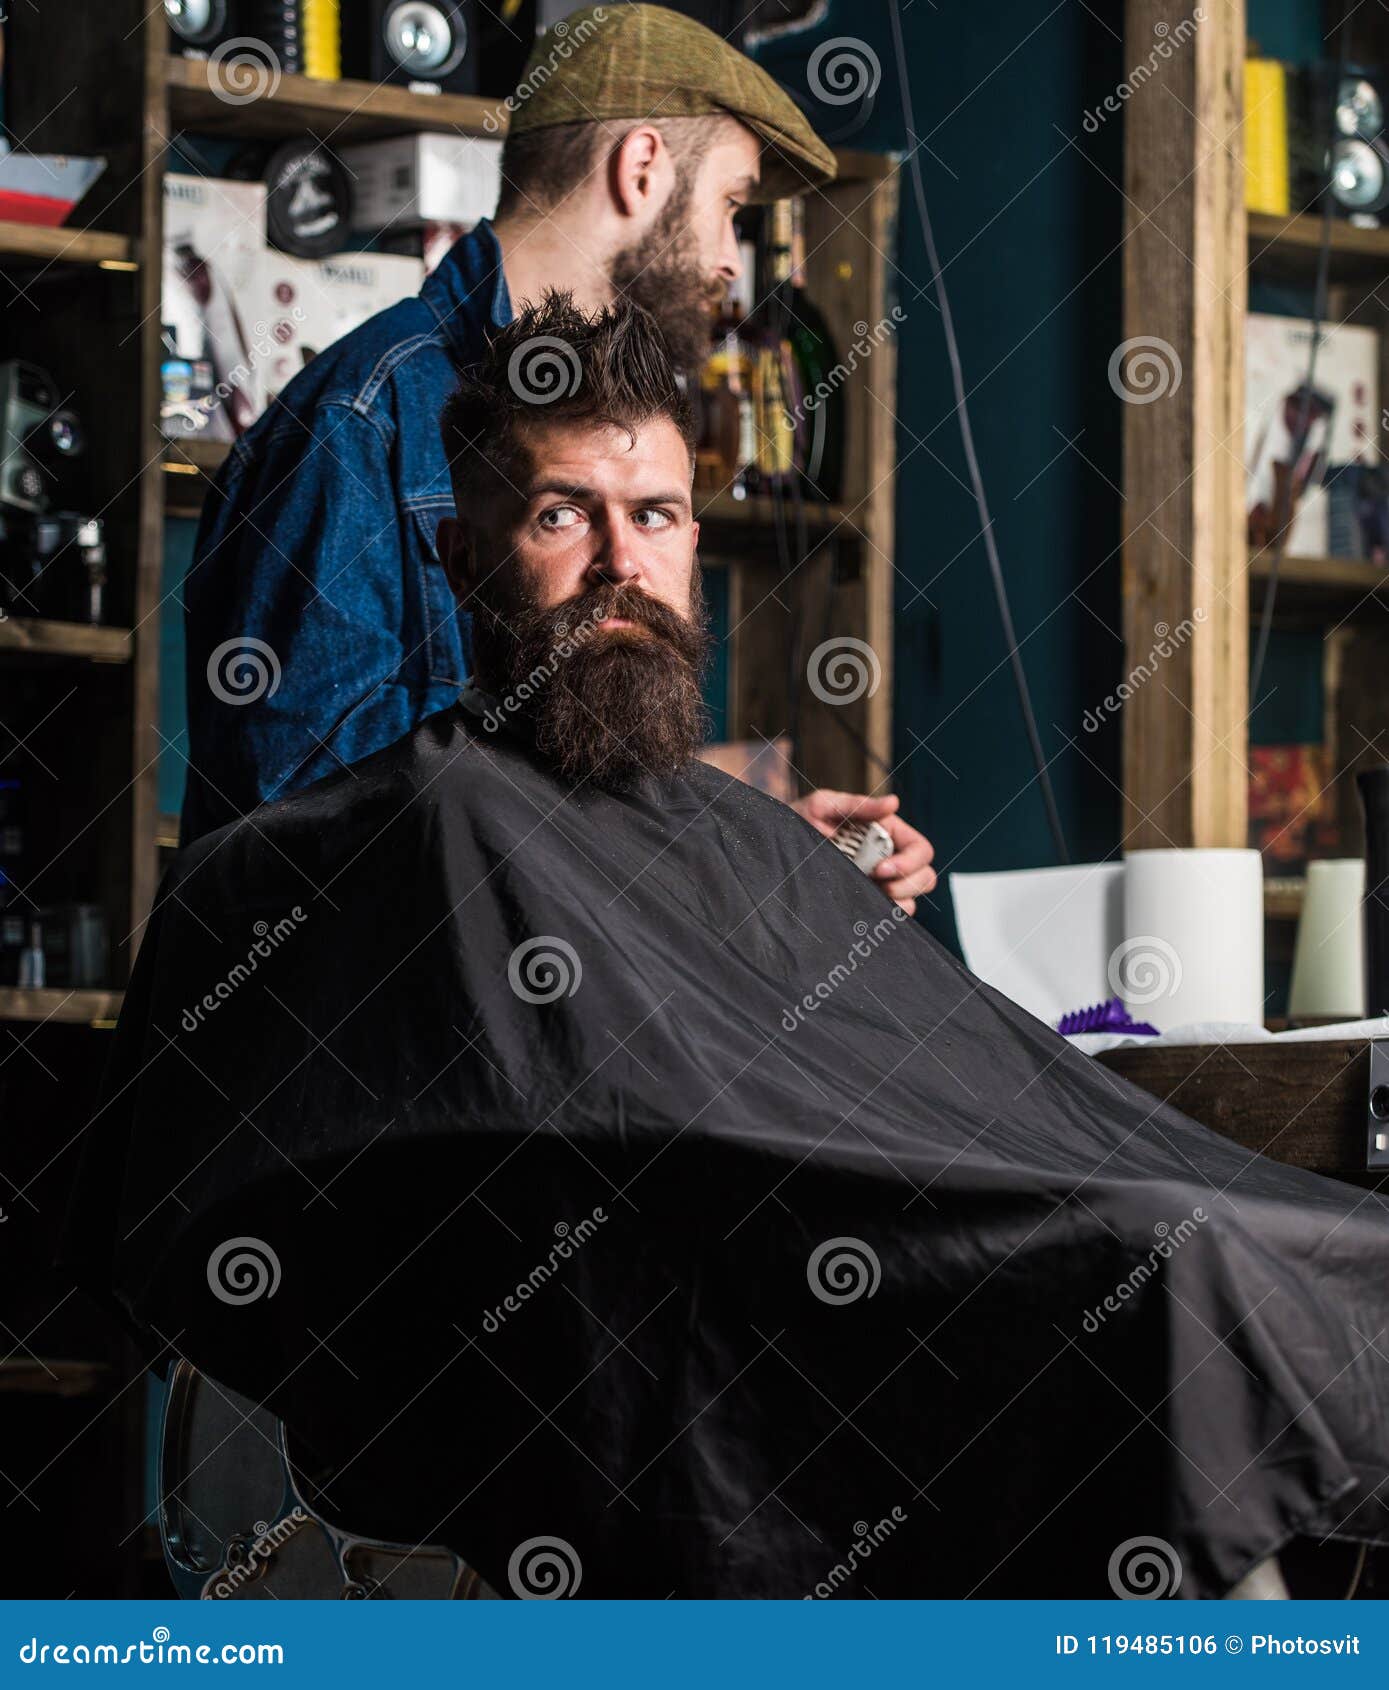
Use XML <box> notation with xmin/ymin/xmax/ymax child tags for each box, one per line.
<box><xmin>180</xmin><ymin>221</ymin><xmax>512</xmax><ymax>845</ymax></box>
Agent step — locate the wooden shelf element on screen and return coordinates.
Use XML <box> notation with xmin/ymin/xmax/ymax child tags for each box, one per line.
<box><xmin>1248</xmin><ymin>209</ymin><xmax>1389</xmax><ymax>279</ymax></box>
<box><xmin>696</xmin><ymin>490</ymin><xmax>853</xmax><ymax>530</ymax></box>
<box><xmin>0</xmin><ymin>1359</ymin><xmax>111</xmax><ymax>1398</ymax></box>
<box><xmin>166</xmin><ymin>55</ymin><xmax>505</xmax><ymax>141</ymax></box>
<box><xmin>0</xmin><ymin>219</ymin><xmax>136</xmax><ymax>269</ymax></box>
<box><xmin>0</xmin><ymin>988</ymin><xmax>123</xmax><ymax>1025</ymax></box>
<box><xmin>1249</xmin><ymin>549</ymin><xmax>1389</xmax><ymax>619</ymax></box>
<box><xmin>163</xmin><ymin>438</ymin><xmax>230</xmax><ymax>518</ymax></box>
<box><xmin>0</xmin><ymin>616</ymin><xmax>132</xmax><ymax>662</ymax></box>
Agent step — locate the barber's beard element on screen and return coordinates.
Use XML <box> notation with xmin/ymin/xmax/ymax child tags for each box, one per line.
<box><xmin>471</xmin><ymin>576</ymin><xmax>711</xmax><ymax>792</ymax></box>
<box><xmin>609</xmin><ymin>184</ymin><xmax>725</xmax><ymax>374</ymax></box>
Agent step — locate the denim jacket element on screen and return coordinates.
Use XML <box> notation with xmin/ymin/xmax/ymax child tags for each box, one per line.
<box><xmin>180</xmin><ymin>221</ymin><xmax>513</xmax><ymax>845</ymax></box>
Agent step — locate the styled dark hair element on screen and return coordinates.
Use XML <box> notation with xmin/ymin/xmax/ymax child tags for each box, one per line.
<box><xmin>495</xmin><ymin>116</ymin><xmax>726</xmax><ymax>221</ymax></box>
<box><xmin>440</xmin><ymin>289</ymin><xmax>697</xmax><ymax>507</ymax></box>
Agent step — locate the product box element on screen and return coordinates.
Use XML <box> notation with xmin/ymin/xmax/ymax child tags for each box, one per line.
<box><xmin>339</xmin><ymin>135</ymin><xmax>503</xmax><ymax>233</ymax></box>
<box><xmin>161</xmin><ymin>174</ymin><xmax>270</xmax><ymax>443</ymax></box>
<box><xmin>1246</xmin><ymin>311</ymin><xmax>1380</xmax><ymax>558</ymax></box>
<box><xmin>256</xmin><ymin>250</ymin><xmax>426</xmax><ymax>409</ymax></box>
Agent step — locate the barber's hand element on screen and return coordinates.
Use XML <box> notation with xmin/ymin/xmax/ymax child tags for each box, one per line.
<box><xmin>790</xmin><ymin>790</ymin><xmax>937</xmax><ymax>916</ymax></box>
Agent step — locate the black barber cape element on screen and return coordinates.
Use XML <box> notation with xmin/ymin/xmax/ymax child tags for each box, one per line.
<box><xmin>64</xmin><ymin>702</ymin><xmax>1389</xmax><ymax>1598</ymax></box>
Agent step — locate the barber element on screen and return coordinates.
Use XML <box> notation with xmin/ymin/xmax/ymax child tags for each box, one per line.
<box><xmin>180</xmin><ymin>2</ymin><xmax>936</xmax><ymax>912</ymax></box>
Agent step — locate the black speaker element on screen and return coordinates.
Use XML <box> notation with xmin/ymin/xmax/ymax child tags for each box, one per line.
<box><xmin>341</xmin><ymin>0</ymin><xmax>481</xmax><ymax>92</ymax></box>
<box><xmin>165</xmin><ymin>0</ymin><xmax>303</xmax><ymax>74</ymax></box>
<box><xmin>1314</xmin><ymin>65</ymin><xmax>1389</xmax><ymax>226</ymax></box>
<box><xmin>164</xmin><ymin>0</ymin><xmax>237</xmax><ymax>52</ymax></box>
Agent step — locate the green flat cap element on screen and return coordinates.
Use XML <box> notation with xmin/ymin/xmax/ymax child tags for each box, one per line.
<box><xmin>506</xmin><ymin>4</ymin><xmax>837</xmax><ymax>201</ymax></box>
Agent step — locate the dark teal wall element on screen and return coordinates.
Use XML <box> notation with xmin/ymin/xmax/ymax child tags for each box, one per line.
<box><xmin>762</xmin><ymin>6</ymin><xmax>1126</xmax><ymax>955</ymax></box>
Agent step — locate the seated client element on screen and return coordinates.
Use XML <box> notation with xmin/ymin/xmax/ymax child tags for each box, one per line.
<box><xmin>66</xmin><ymin>294</ymin><xmax>1389</xmax><ymax>1600</ymax></box>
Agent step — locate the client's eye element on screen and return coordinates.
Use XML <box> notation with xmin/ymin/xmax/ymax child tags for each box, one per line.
<box><xmin>632</xmin><ymin>508</ymin><xmax>674</xmax><ymax>530</ymax></box>
<box><xmin>538</xmin><ymin>505</ymin><xmax>583</xmax><ymax>530</ymax></box>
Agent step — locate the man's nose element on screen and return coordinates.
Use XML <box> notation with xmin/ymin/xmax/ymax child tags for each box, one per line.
<box><xmin>586</xmin><ymin>521</ymin><xmax>642</xmax><ymax>586</ymax></box>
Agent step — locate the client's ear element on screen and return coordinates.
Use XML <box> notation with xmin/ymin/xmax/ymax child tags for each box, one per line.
<box><xmin>436</xmin><ymin>516</ymin><xmax>475</xmax><ymax>602</ymax></box>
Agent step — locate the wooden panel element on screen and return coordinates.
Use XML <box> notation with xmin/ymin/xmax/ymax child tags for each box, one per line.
<box><xmin>1121</xmin><ymin>0</ymin><xmax>1247</xmax><ymax>849</ymax></box>
<box><xmin>167</xmin><ymin>56</ymin><xmax>505</xmax><ymax>141</ymax></box>
<box><xmin>0</xmin><ymin>987</ymin><xmax>124</xmax><ymax>1025</ymax></box>
<box><xmin>0</xmin><ymin>223</ymin><xmax>136</xmax><ymax>268</ymax></box>
<box><xmin>0</xmin><ymin>619</ymin><xmax>132</xmax><ymax>662</ymax></box>
<box><xmin>1098</xmin><ymin>1038</ymin><xmax>1373</xmax><ymax>1181</ymax></box>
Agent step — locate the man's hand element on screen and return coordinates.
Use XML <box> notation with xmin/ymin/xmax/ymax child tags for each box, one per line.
<box><xmin>790</xmin><ymin>790</ymin><xmax>937</xmax><ymax>916</ymax></box>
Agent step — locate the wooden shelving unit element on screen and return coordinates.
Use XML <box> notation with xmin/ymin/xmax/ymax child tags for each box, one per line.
<box><xmin>1126</xmin><ymin>3</ymin><xmax>1389</xmax><ymax>936</ymax></box>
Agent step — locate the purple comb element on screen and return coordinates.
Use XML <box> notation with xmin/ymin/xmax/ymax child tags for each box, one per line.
<box><xmin>1056</xmin><ymin>996</ymin><xmax>1159</xmax><ymax>1037</ymax></box>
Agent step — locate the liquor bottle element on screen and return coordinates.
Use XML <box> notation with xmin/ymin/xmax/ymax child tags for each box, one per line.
<box><xmin>694</xmin><ymin>239</ymin><xmax>759</xmax><ymax>498</ymax></box>
<box><xmin>738</xmin><ymin>202</ymin><xmax>797</xmax><ymax>498</ymax></box>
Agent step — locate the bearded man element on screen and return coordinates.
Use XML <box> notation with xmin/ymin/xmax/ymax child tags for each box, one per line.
<box><xmin>69</xmin><ymin>293</ymin><xmax>1389</xmax><ymax>1600</ymax></box>
<box><xmin>179</xmin><ymin>3</ymin><xmax>934</xmax><ymax>916</ymax></box>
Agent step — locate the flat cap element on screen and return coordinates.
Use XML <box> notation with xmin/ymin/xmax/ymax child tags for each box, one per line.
<box><xmin>506</xmin><ymin>4</ymin><xmax>837</xmax><ymax>201</ymax></box>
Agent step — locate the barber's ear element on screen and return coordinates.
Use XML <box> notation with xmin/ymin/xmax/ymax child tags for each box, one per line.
<box><xmin>612</xmin><ymin>124</ymin><xmax>670</xmax><ymax>217</ymax></box>
<box><xmin>436</xmin><ymin>516</ymin><xmax>474</xmax><ymax>601</ymax></box>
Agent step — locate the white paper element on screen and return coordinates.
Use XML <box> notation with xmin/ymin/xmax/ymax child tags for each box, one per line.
<box><xmin>949</xmin><ymin>862</ymin><xmax>1124</xmax><ymax>1028</ymax></box>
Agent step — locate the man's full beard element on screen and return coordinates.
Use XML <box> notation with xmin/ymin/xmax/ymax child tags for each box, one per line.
<box><xmin>471</xmin><ymin>575</ymin><xmax>711</xmax><ymax>793</ymax></box>
<box><xmin>609</xmin><ymin>180</ymin><xmax>724</xmax><ymax>373</ymax></box>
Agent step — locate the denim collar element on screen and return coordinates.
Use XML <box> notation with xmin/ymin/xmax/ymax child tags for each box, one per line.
<box><xmin>420</xmin><ymin>219</ymin><xmax>513</xmax><ymax>362</ymax></box>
